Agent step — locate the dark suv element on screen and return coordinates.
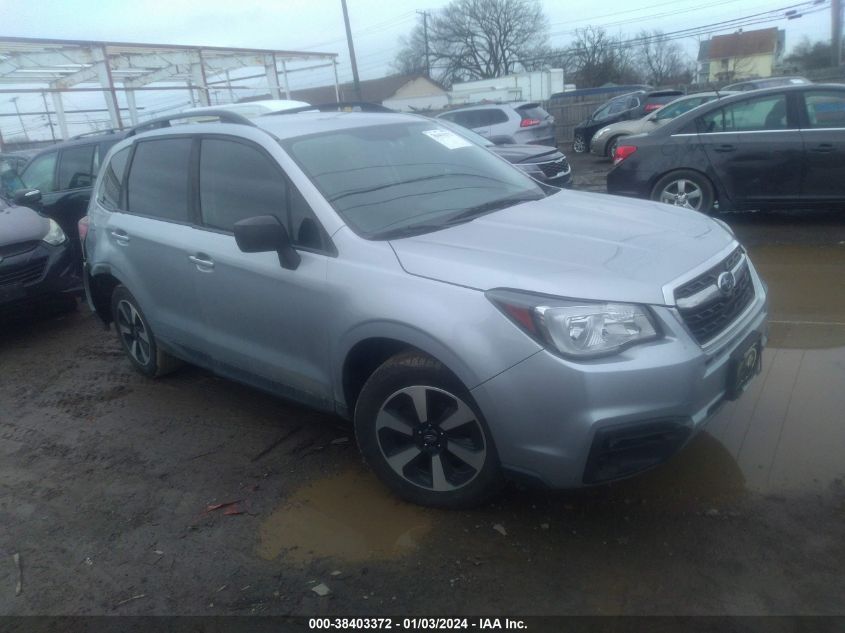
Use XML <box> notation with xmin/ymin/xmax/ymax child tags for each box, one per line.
<box><xmin>19</xmin><ymin>131</ymin><xmax>126</xmax><ymax>266</ymax></box>
<box><xmin>572</xmin><ymin>89</ymin><xmax>684</xmax><ymax>153</ymax></box>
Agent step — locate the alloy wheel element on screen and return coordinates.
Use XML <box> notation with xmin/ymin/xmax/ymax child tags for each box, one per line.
<box><xmin>116</xmin><ymin>299</ymin><xmax>151</xmax><ymax>366</ymax></box>
<box><xmin>659</xmin><ymin>178</ymin><xmax>703</xmax><ymax>210</ymax></box>
<box><xmin>572</xmin><ymin>135</ymin><xmax>586</xmax><ymax>153</ymax></box>
<box><xmin>375</xmin><ymin>385</ymin><xmax>487</xmax><ymax>492</ymax></box>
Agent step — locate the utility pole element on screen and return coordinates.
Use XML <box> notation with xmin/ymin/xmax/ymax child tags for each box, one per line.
<box><xmin>834</xmin><ymin>0</ymin><xmax>843</xmax><ymax>67</ymax></box>
<box><xmin>341</xmin><ymin>0</ymin><xmax>362</xmax><ymax>101</ymax></box>
<box><xmin>41</xmin><ymin>92</ymin><xmax>56</xmax><ymax>142</ymax></box>
<box><xmin>10</xmin><ymin>97</ymin><xmax>30</xmax><ymax>142</ymax></box>
<box><xmin>417</xmin><ymin>10</ymin><xmax>431</xmax><ymax>78</ymax></box>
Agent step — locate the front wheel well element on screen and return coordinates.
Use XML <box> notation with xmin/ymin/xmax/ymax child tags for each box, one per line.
<box><xmin>341</xmin><ymin>338</ymin><xmax>464</xmax><ymax>417</ymax></box>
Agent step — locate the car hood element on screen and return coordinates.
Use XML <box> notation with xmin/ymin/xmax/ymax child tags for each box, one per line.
<box><xmin>389</xmin><ymin>190</ymin><xmax>735</xmax><ymax>306</ymax></box>
<box><xmin>489</xmin><ymin>144</ymin><xmax>560</xmax><ymax>163</ymax></box>
<box><xmin>0</xmin><ymin>204</ymin><xmax>48</xmax><ymax>247</ymax></box>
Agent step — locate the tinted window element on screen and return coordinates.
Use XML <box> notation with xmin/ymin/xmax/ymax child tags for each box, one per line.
<box><xmin>476</xmin><ymin>109</ymin><xmax>508</xmax><ymax>126</ymax></box>
<box><xmin>199</xmin><ymin>139</ymin><xmax>287</xmax><ymax>232</ymax></box>
<box><xmin>608</xmin><ymin>101</ymin><xmax>628</xmax><ymax>115</ymax></box>
<box><xmin>97</xmin><ymin>147</ymin><xmax>130</xmax><ymax>210</ymax></box>
<box><xmin>699</xmin><ymin>94</ymin><xmax>788</xmax><ymax>133</ymax></box>
<box><xmin>58</xmin><ymin>144</ymin><xmax>95</xmax><ymax>190</ymax></box>
<box><xmin>284</xmin><ymin>121</ymin><xmax>543</xmax><ymax>239</ymax></box>
<box><xmin>127</xmin><ymin>138</ymin><xmax>192</xmax><ymax>222</ymax></box>
<box><xmin>21</xmin><ymin>152</ymin><xmax>57</xmax><ymax>193</ymax></box>
<box><xmin>804</xmin><ymin>91</ymin><xmax>845</xmax><ymax>129</ymax></box>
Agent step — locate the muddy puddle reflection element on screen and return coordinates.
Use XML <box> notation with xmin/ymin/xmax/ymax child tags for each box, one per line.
<box><xmin>257</xmin><ymin>465</ymin><xmax>432</xmax><ymax>563</ymax></box>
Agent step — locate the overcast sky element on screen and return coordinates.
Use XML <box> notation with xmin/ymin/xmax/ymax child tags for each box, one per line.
<box><xmin>0</xmin><ymin>0</ymin><xmax>833</xmax><ymax>140</ymax></box>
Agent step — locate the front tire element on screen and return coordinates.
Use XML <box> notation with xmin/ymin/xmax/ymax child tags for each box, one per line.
<box><xmin>354</xmin><ymin>352</ymin><xmax>502</xmax><ymax>508</ymax></box>
<box><xmin>651</xmin><ymin>170</ymin><xmax>716</xmax><ymax>214</ymax></box>
<box><xmin>111</xmin><ymin>286</ymin><xmax>180</xmax><ymax>378</ymax></box>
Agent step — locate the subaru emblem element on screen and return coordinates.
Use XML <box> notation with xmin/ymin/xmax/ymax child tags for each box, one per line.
<box><xmin>717</xmin><ymin>271</ymin><xmax>736</xmax><ymax>295</ymax></box>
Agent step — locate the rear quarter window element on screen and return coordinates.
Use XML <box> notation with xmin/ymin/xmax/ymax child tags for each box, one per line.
<box><xmin>126</xmin><ymin>138</ymin><xmax>192</xmax><ymax>222</ymax></box>
<box><xmin>97</xmin><ymin>146</ymin><xmax>131</xmax><ymax>210</ymax></box>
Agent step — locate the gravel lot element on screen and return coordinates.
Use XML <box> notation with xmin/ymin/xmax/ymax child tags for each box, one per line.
<box><xmin>2</xmin><ymin>158</ymin><xmax>844</xmax><ymax>616</ymax></box>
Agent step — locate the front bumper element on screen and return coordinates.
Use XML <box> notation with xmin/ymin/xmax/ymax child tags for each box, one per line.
<box><xmin>471</xmin><ymin>263</ymin><xmax>768</xmax><ymax>488</ymax></box>
<box><xmin>0</xmin><ymin>240</ymin><xmax>81</xmax><ymax>313</ymax></box>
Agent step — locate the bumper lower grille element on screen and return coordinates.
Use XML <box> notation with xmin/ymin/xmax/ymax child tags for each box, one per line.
<box><xmin>675</xmin><ymin>247</ymin><xmax>755</xmax><ymax>345</ymax></box>
<box><xmin>536</xmin><ymin>156</ymin><xmax>570</xmax><ymax>178</ymax></box>
<box><xmin>0</xmin><ymin>258</ymin><xmax>48</xmax><ymax>287</ymax></box>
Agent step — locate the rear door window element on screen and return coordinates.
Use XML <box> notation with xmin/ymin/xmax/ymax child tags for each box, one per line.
<box><xmin>476</xmin><ymin>109</ymin><xmax>509</xmax><ymax>126</ymax></box>
<box><xmin>57</xmin><ymin>144</ymin><xmax>95</xmax><ymax>191</ymax></box>
<box><xmin>126</xmin><ymin>138</ymin><xmax>192</xmax><ymax>222</ymax></box>
<box><xmin>699</xmin><ymin>94</ymin><xmax>788</xmax><ymax>133</ymax></box>
<box><xmin>803</xmin><ymin>90</ymin><xmax>845</xmax><ymax>128</ymax></box>
<box><xmin>21</xmin><ymin>151</ymin><xmax>58</xmax><ymax>193</ymax></box>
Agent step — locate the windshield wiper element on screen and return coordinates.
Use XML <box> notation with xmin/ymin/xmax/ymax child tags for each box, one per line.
<box><xmin>373</xmin><ymin>193</ymin><xmax>544</xmax><ymax>240</ymax></box>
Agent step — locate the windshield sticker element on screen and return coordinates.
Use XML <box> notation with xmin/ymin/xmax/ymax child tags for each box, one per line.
<box><xmin>423</xmin><ymin>129</ymin><xmax>473</xmax><ymax>150</ymax></box>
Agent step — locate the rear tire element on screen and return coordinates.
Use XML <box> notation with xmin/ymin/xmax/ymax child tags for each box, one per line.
<box><xmin>651</xmin><ymin>170</ymin><xmax>716</xmax><ymax>214</ymax></box>
<box><xmin>354</xmin><ymin>351</ymin><xmax>502</xmax><ymax>509</ymax></box>
<box><xmin>111</xmin><ymin>286</ymin><xmax>180</xmax><ymax>378</ymax></box>
<box><xmin>572</xmin><ymin>134</ymin><xmax>586</xmax><ymax>154</ymax></box>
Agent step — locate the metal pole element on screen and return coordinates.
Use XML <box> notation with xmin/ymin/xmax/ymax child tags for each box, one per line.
<box><xmin>125</xmin><ymin>85</ymin><xmax>139</xmax><ymax>125</ymax></box>
<box><xmin>51</xmin><ymin>92</ymin><xmax>68</xmax><ymax>139</ymax></box>
<box><xmin>225</xmin><ymin>69</ymin><xmax>235</xmax><ymax>103</ymax></box>
<box><xmin>41</xmin><ymin>92</ymin><xmax>56</xmax><ymax>141</ymax></box>
<box><xmin>99</xmin><ymin>45</ymin><xmax>123</xmax><ymax>129</ymax></box>
<box><xmin>417</xmin><ymin>10</ymin><xmax>430</xmax><ymax>77</ymax></box>
<box><xmin>281</xmin><ymin>59</ymin><xmax>291</xmax><ymax>99</ymax></box>
<box><xmin>333</xmin><ymin>59</ymin><xmax>341</xmax><ymax>101</ymax></box>
<box><xmin>10</xmin><ymin>97</ymin><xmax>30</xmax><ymax>142</ymax></box>
<box><xmin>341</xmin><ymin>0</ymin><xmax>362</xmax><ymax>101</ymax></box>
<box><xmin>834</xmin><ymin>0</ymin><xmax>843</xmax><ymax>67</ymax></box>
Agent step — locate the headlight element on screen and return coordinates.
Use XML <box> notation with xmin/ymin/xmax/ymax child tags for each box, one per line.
<box><xmin>487</xmin><ymin>289</ymin><xmax>659</xmax><ymax>358</ymax></box>
<box><xmin>42</xmin><ymin>219</ymin><xmax>67</xmax><ymax>245</ymax></box>
<box><xmin>595</xmin><ymin>126</ymin><xmax>611</xmax><ymax>138</ymax></box>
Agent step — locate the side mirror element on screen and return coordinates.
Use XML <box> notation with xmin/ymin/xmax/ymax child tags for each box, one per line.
<box><xmin>13</xmin><ymin>188</ymin><xmax>42</xmax><ymax>207</ymax></box>
<box><xmin>233</xmin><ymin>215</ymin><xmax>301</xmax><ymax>271</ymax></box>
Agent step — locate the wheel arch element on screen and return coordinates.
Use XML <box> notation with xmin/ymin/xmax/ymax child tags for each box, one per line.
<box><xmin>87</xmin><ymin>263</ymin><xmax>125</xmax><ymax>326</ymax></box>
<box><xmin>336</xmin><ymin>326</ymin><xmax>481</xmax><ymax>419</ymax></box>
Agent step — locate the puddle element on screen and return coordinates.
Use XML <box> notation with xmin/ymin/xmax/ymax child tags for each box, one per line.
<box><xmin>257</xmin><ymin>466</ymin><xmax>432</xmax><ymax>562</ymax></box>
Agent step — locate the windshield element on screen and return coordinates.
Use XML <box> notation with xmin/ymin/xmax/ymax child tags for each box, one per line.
<box><xmin>282</xmin><ymin>121</ymin><xmax>544</xmax><ymax>239</ymax></box>
<box><xmin>434</xmin><ymin>118</ymin><xmax>494</xmax><ymax>147</ymax></box>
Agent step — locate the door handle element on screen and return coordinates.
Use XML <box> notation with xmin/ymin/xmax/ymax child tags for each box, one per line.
<box><xmin>713</xmin><ymin>144</ymin><xmax>736</xmax><ymax>153</ymax></box>
<box><xmin>110</xmin><ymin>230</ymin><xmax>130</xmax><ymax>245</ymax></box>
<box><xmin>188</xmin><ymin>254</ymin><xmax>215</xmax><ymax>270</ymax></box>
<box><xmin>811</xmin><ymin>143</ymin><xmax>834</xmax><ymax>153</ymax></box>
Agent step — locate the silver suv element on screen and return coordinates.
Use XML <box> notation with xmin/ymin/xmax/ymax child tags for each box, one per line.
<box><xmin>83</xmin><ymin>109</ymin><xmax>768</xmax><ymax>508</ymax></box>
<box><xmin>436</xmin><ymin>102</ymin><xmax>556</xmax><ymax>146</ymax></box>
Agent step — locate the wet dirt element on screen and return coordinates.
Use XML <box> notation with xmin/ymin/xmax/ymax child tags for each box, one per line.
<box><xmin>257</xmin><ymin>466</ymin><xmax>432</xmax><ymax>563</ymax></box>
<box><xmin>1</xmin><ymin>226</ymin><xmax>844</xmax><ymax>616</ymax></box>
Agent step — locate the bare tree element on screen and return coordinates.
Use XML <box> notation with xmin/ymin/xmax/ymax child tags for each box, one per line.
<box><xmin>394</xmin><ymin>0</ymin><xmax>549</xmax><ymax>86</ymax></box>
<box><xmin>635</xmin><ymin>30</ymin><xmax>692</xmax><ymax>86</ymax></box>
<box><xmin>563</xmin><ymin>26</ymin><xmax>641</xmax><ymax>87</ymax></box>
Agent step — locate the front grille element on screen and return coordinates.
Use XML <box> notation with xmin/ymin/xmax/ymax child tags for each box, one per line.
<box><xmin>0</xmin><ymin>241</ymin><xmax>39</xmax><ymax>259</ymax></box>
<box><xmin>536</xmin><ymin>156</ymin><xmax>570</xmax><ymax>178</ymax></box>
<box><xmin>0</xmin><ymin>258</ymin><xmax>48</xmax><ymax>287</ymax></box>
<box><xmin>675</xmin><ymin>247</ymin><xmax>755</xmax><ymax>345</ymax></box>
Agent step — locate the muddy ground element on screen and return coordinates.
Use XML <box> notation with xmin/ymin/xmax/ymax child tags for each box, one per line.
<box><xmin>1</xmin><ymin>158</ymin><xmax>844</xmax><ymax>616</ymax></box>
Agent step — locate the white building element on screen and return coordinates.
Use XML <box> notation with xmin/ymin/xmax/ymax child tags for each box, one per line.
<box><xmin>449</xmin><ymin>69</ymin><xmax>565</xmax><ymax>105</ymax></box>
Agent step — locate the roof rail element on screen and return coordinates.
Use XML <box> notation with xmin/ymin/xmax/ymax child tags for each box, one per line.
<box><xmin>71</xmin><ymin>129</ymin><xmax>120</xmax><ymax>139</ymax></box>
<box><xmin>127</xmin><ymin>110</ymin><xmax>256</xmax><ymax>137</ymax></box>
<box><xmin>263</xmin><ymin>101</ymin><xmax>394</xmax><ymax>116</ymax></box>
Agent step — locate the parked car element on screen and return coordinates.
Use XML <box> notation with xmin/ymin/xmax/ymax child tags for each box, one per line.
<box><xmin>436</xmin><ymin>102</ymin><xmax>556</xmax><ymax>146</ymax></box>
<box><xmin>0</xmin><ymin>189</ymin><xmax>79</xmax><ymax>316</ymax></box>
<box><xmin>437</xmin><ymin>118</ymin><xmax>572</xmax><ymax>188</ymax></box>
<box><xmin>19</xmin><ymin>131</ymin><xmax>126</xmax><ymax>267</ymax></box>
<box><xmin>590</xmin><ymin>92</ymin><xmax>736</xmax><ymax>158</ymax></box>
<box><xmin>607</xmin><ymin>84</ymin><xmax>845</xmax><ymax>214</ymax></box>
<box><xmin>84</xmin><ymin>109</ymin><xmax>767</xmax><ymax>508</ymax></box>
<box><xmin>572</xmin><ymin>89</ymin><xmax>684</xmax><ymax>153</ymax></box>
<box><xmin>722</xmin><ymin>76</ymin><xmax>810</xmax><ymax>91</ymax></box>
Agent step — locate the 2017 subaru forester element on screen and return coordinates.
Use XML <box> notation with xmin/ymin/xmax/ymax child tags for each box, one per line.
<box><xmin>82</xmin><ymin>108</ymin><xmax>768</xmax><ymax>508</ymax></box>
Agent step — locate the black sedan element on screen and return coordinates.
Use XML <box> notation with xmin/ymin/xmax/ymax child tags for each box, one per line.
<box><xmin>437</xmin><ymin>118</ymin><xmax>572</xmax><ymax>188</ymax></box>
<box><xmin>606</xmin><ymin>83</ymin><xmax>845</xmax><ymax>214</ymax></box>
<box><xmin>0</xmin><ymin>190</ymin><xmax>80</xmax><ymax>316</ymax></box>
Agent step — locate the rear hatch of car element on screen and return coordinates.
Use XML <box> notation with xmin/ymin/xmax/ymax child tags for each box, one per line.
<box><xmin>514</xmin><ymin>103</ymin><xmax>555</xmax><ymax>145</ymax></box>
